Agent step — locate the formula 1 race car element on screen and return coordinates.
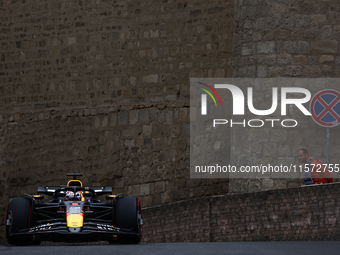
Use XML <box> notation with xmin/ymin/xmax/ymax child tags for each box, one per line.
<box><xmin>5</xmin><ymin>173</ymin><xmax>143</xmax><ymax>245</ymax></box>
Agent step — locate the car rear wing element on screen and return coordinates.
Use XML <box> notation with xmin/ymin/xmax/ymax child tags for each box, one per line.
<box><xmin>37</xmin><ymin>186</ymin><xmax>113</xmax><ymax>196</ymax></box>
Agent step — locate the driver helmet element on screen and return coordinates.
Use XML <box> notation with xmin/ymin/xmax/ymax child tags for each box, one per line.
<box><xmin>65</xmin><ymin>191</ymin><xmax>74</xmax><ymax>200</ymax></box>
<box><xmin>75</xmin><ymin>191</ymin><xmax>81</xmax><ymax>200</ymax></box>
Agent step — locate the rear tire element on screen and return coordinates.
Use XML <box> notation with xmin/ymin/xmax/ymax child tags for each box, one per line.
<box><xmin>115</xmin><ymin>196</ymin><xmax>142</xmax><ymax>244</ymax></box>
<box><xmin>6</xmin><ymin>197</ymin><xmax>33</xmax><ymax>246</ymax></box>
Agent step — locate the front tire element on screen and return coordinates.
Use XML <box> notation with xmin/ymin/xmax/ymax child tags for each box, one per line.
<box><xmin>6</xmin><ymin>197</ymin><xmax>33</xmax><ymax>246</ymax></box>
<box><xmin>115</xmin><ymin>196</ymin><xmax>142</xmax><ymax>244</ymax></box>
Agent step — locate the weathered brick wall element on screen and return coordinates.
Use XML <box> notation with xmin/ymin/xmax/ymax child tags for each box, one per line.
<box><xmin>234</xmin><ymin>0</ymin><xmax>340</xmax><ymax>78</ymax></box>
<box><xmin>143</xmin><ymin>183</ymin><xmax>340</xmax><ymax>242</ymax></box>
<box><xmin>0</xmin><ymin>0</ymin><xmax>233</xmax><ymax>242</ymax></box>
<box><xmin>230</xmin><ymin>0</ymin><xmax>340</xmax><ymax>193</ymax></box>
<box><xmin>2</xmin><ymin>0</ymin><xmax>340</xmax><ymax>245</ymax></box>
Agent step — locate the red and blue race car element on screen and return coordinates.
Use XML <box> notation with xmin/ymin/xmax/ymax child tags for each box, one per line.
<box><xmin>6</xmin><ymin>173</ymin><xmax>143</xmax><ymax>245</ymax></box>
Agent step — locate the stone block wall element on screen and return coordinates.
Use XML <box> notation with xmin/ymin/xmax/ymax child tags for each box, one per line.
<box><xmin>230</xmin><ymin>0</ymin><xmax>340</xmax><ymax>193</ymax></box>
<box><xmin>234</xmin><ymin>0</ymin><xmax>340</xmax><ymax>78</ymax></box>
<box><xmin>2</xmin><ymin>0</ymin><xmax>340</xmax><ymax>244</ymax></box>
<box><xmin>143</xmin><ymin>183</ymin><xmax>340</xmax><ymax>242</ymax></box>
<box><xmin>0</xmin><ymin>0</ymin><xmax>234</xmax><ymax>242</ymax></box>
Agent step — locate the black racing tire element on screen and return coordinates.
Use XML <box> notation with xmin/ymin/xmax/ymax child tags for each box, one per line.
<box><xmin>115</xmin><ymin>196</ymin><xmax>142</xmax><ymax>244</ymax></box>
<box><xmin>6</xmin><ymin>197</ymin><xmax>33</xmax><ymax>246</ymax></box>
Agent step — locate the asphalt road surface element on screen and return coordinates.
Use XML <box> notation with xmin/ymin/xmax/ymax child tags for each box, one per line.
<box><xmin>1</xmin><ymin>241</ymin><xmax>340</xmax><ymax>255</ymax></box>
